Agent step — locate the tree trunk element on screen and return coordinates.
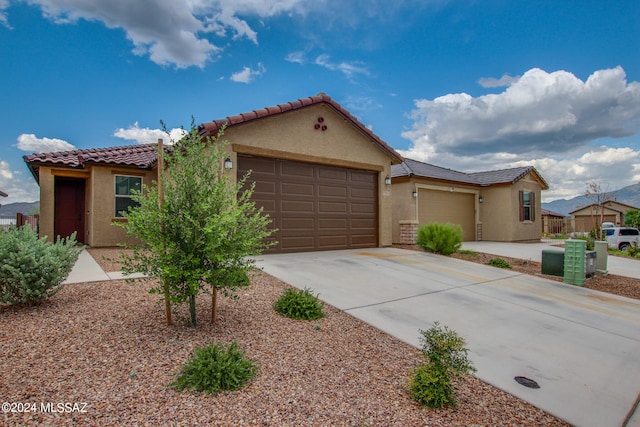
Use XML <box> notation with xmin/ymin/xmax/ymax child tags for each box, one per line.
<box><xmin>189</xmin><ymin>294</ymin><xmax>197</xmax><ymax>326</ymax></box>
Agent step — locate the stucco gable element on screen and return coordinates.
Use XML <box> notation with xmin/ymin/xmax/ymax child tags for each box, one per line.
<box><xmin>198</xmin><ymin>93</ymin><xmax>403</xmax><ymax>165</ymax></box>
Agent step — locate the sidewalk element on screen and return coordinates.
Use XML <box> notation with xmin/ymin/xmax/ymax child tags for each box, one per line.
<box><xmin>462</xmin><ymin>239</ymin><xmax>640</xmax><ymax>279</ymax></box>
<box><xmin>63</xmin><ymin>249</ymin><xmax>145</xmax><ymax>284</ymax></box>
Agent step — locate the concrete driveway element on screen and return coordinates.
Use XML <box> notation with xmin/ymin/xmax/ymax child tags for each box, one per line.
<box><xmin>256</xmin><ymin>248</ymin><xmax>640</xmax><ymax>427</ymax></box>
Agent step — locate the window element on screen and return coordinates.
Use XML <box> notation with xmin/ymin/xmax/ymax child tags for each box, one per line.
<box><xmin>519</xmin><ymin>191</ymin><xmax>535</xmax><ymax>222</ymax></box>
<box><xmin>115</xmin><ymin>175</ymin><xmax>142</xmax><ymax>217</ymax></box>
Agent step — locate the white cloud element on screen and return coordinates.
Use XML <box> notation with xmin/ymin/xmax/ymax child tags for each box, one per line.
<box><xmin>285</xmin><ymin>51</ymin><xmax>306</xmax><ymax>65</ymax></box>
<box><xmin>113</xmin><ymin>122</ymin><xmax>187</xmax><ymax>145</ymax></box>
<box><xmin>230</xmin><ymin>63</ymin><xmax>266</xmax><ymax>84</ymax></box>
<box><xmin>16</xmin><ymin>134</ymin><xmax>76</xmax><ymax>153</ymax></box>
<box><xmin>400</xmin><ymin>67</ymin><xmax>640</xmax><ymax>201</ymax></box>
<box><xmin>477</xmin><ymin>73</ymin><xmax>520</xmax><ymax>88</ymax></box>
<box><xmin>314</xmin><ymin>54</ymin><xmax>370</xmax><ymax>79</ymax></box>
<box><xmin>402</xmin><ymin>67</ymin><xmax>640</xmax><ymax>158</ymax></box>
<box><xmin>0</xmin><ymin>0</ymin><xmax>11</xmax><ymax>28</ymax></box>
<box><xmin>13</xmin><ymin>0</ymin><xmax>307</xmax><ymax>68</ymax></box>
<box><xmin>0</xmin><ymin>160</ymin><xmax>40</xmax><ymax>203</ymax></box>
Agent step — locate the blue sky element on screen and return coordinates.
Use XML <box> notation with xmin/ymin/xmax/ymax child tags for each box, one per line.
<box><xmin>1</xmin><ymin>0</ymin><xmax>639</xmax><ymax>204</ymax></box>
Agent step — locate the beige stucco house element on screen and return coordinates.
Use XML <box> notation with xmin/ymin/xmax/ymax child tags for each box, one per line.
<box><xmin>569</xmin><ymin>200</ymin><xmax>639</xmax><ymax>232</ymax></box>
<box><xmin>391</xmin><ymin>159</ymin><xmax>549</xmax><ymax>243</ymax></box>
<box><xmin>24</xmin><ymin>94</ymin><xmax>403</xmax><ymax>252</ymax></box>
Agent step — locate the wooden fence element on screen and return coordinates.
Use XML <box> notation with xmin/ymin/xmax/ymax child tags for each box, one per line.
<box><xmin>0</xmin><ymin>213</ymin><xmax>39</xmax><ymax>231</ymax></box>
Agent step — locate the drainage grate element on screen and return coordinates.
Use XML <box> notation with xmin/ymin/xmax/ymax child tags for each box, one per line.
<box><xmin>514</xmin><ymin>376</ymin><xmax>540</xmax><ymax>389</ymax></box>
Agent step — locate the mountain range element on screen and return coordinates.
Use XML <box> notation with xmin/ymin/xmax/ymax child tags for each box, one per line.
<box><xmin>0</xmin><ymin>201</ymin><xmax>39</xmax><ymax>216</ymax></box>
<box><xmin>542</xmin><ymin>182</ymin><xmax>640</xmax><ymax>216</ymax></box>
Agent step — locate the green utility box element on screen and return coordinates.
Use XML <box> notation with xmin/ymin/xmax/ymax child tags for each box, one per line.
<box><xmin>564</xmin><ymin>239</ymin><xmax>586</xmax><ymax>286</ymax></box>
<box><xmin>541</xmin><ymin>248</ymin><xmax>565</xmax><ymax>276</ymax></box>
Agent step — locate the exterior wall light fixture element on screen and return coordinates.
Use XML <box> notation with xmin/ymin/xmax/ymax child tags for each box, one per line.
<box><xmin>224</xmin><ymin>157</ymin><xmax>233</xmax><ymax>170</ymax></box>
<box><xmin>479</xmin><ymin>196</ymin><xmax>484</xmax><ymax>203</ymax></box>
<box><xmin>412</xmin><ymin>190</ymin><xmax>418</xmax><ymax>198</ymax></box>
<box><xmin>385</xmin><ymin>175</ymin><xmax>391</xmax><ymax>185</ymax></box>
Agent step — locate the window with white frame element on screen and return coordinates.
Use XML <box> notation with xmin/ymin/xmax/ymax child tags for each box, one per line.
<box><xmin>115</xmin><ymin>175</ymin><xmax>142</xmax><ymax>217</ymax></box>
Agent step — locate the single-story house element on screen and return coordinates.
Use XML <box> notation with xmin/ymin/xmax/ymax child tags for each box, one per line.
<box><xmin>570</xmin><ymin>200</ymin><xmax>640</xmax><ymax>232</ymax></box>
<box><xmin>24</xmin><ymin>94</ymin><xmax>403</xmax><ymax>252</ymax></box>
<box><xmin>391</xmin><ymin>159</ymin><xmax>549</xmax><ymax>243</ymax></box>
<box><xmin>541</xmin><ymin>208</ymin><xmax>568</xmax><ymax>235</ymax></box>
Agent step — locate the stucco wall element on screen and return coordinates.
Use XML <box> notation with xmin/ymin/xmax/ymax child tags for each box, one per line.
<box><xmin>218</xmin><ymin>104</ymin><xmax>396</xmax><ymax>247</ymax></box>
<box><xmin>87</xmin><ymin>167</ymin><xmax>156</xmax><ymax>247</ymax></box>
<box><xmin>391</xmin><ymin>180</ymin><xmax>417</xmax><ymax>243</ymax></box>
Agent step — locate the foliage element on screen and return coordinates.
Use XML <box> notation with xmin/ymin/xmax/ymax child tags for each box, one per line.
<box><xmin>409</xmin><ymin>363</ymin><xmax>455</xmax><ymax>408</ymax></box>
<box><xmin>627</xmin><ymin>242</ymin><xmax>640</xmax><ymax>258</ymax></box>
<box><xmin>116</xmin><ymin>122</ymin><xmax>274</xmax><ymax>326</ymax></box>
<box><xmin>584</xmin><ymin>180</ymin><xmax>613</xmax><ymax>239</ymax></box>
<box><xmin>625</xmin><ymin>209</ymin><xmax>640</xmax><ymax>229</ymax></box>
<box><xmin>274</xmin><ymin>287</ymin><xmax>324</xmax><ymax>320</ymax></box>
<box><xmin>573</xmin><ymin>235</ymin><xmax>595</xmax><ymax>251</ymax></box>
<box><xmin>409</xmin><ymin>322</ymin><xmax>475</xmax><ymax>408</ymax></box>
<box><xmin>0</xmin><ymin>226</ymin><xmax>81</xmax><ymax>305</ymax></box>
<box><xmin>416</xmin><ymin>222</ymin><xmax>463</xmax><ymax>256</ymax></box>
<box><xmin>487</xmin><ymin>258</ymin><xmax>512</xmax><ymax>269</ymax></box>
<box><xmin>171</xmin><ymin>341</ymin><xmax>257</xmax><ymax>394</ymax></box>
<box><xmin>457</xmin><ymin>249</ymin><xmax>477</xmax><ymax>255</ymax></box>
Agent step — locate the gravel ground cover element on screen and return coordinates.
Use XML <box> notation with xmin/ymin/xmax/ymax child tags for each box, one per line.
<box><xmin>0</xmin><ymin>248</ymin><xmax>571</xmax><ymax>426</ymax></box>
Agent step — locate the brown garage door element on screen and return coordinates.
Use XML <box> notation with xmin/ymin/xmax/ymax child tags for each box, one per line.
<box><xmin>239</xmin><ymin>155</ymin><xmax>378</xmax><ymax>253</ymax></box>
<box><xmin>418</xmin><ymin>189</ymin><xmax>475</xmax><ymax>241</ymax></box>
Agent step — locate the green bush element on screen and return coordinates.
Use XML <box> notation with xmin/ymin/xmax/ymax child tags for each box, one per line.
<box><xmin>409</xmin><ymin>322</ymin><xmax>475</xmax><ymax>408</ymax></box>
<box><xmin>0</xmin><ymin>226</ymin><xmax>81</xmax><ymax>306</ymax></box>
<box><xmin>274</xmin><ymin>287</ymin><xmax>324</xmax><ymax>320</ymax></box>
<box><xmin>487</xmin><ymin>258</ymin><xmax>512</xmax><ymax>269</ymax></box>
<box><xmin>416</xmin><ymin>223</ymin><xmax>463</xmax><ymax>256</ymax></box>
<box><xmin>171</xmin><ymin>341</ymin><xmax>257</xmax><ymax>394</ymax></box>
<box><xmin>409</xmin><ymin>363</ymin><xmax>454</xmax><ymax>408</ymax></box>
<box><xmin>627</xmin><ymin>242</ymin><xmax>640</xmax><ymax>258</ymax></box>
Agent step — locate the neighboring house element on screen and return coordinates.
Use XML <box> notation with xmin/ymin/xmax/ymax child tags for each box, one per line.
<box><xmin>569</xmin><ymin>201</ymin><xmax>640</xmax><ymax>233</ymax></box>
<box><xmin>24</xmin><ymin>94</ymin><xmax>403</xmax><ymax>252</ymax></box>
<box><xmin>541</xmin><ymin>208</ymin><xmax>568</xmax><ymax>235</ymax></box>
<box><xmin>391</xmin><ymin>159</ymin><xmax>549</xmax><ymax>243</ymax></box>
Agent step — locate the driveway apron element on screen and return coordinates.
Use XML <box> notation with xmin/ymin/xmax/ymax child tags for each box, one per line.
<box><xmin>255</xmin><ymin>247</ymin><xmax>640</xmax><ymax>427</ymax></box>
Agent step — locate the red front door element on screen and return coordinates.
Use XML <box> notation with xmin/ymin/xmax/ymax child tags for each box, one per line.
<box><xmin>54</xmin><ymin>178</ymin><xmax>85</xmax><ymax>243</ymax></box>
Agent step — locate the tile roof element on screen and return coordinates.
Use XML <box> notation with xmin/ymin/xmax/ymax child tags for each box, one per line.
<box><xmin>198</xmin><ymin>93</ymin><xmax>403</xmax><ymax>164</ymax></box>
<box><xmin>23</xmin><ymin>144</ymin><xmax>158</xmax><ymax>182</ymax></box>
<box><xmin>392</xmin><ymin>158</ymin><xmax>549</xmax><ymax>189</ymax></box>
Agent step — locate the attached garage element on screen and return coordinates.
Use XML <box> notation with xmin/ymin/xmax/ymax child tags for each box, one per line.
<box><xmin>239</xmin><ymin>155</ymin><xmax>378</xmax><ymax>253</ymax></box>
<box><xmin>417</xmin><ymin>188</ymin><xmax>475</xmax><ymax>241</ymax></box>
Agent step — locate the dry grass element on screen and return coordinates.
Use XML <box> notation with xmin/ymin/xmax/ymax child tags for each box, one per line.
<box><xmin>0</xmin><ymin>248</ymin><xmax>570</xmax><ymax>426</ymax></box>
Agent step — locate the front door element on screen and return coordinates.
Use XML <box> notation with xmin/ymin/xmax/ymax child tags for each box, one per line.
<box><xmin>54</xmin><ymin>178</ymin><xmax>85</xmax><ymax>243</ymax></box>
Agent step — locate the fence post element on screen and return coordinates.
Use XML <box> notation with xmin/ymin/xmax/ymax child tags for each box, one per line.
<box><xmin>16</xmin><ymin>212</ymin><xmax>23</xmax><ymax>227</ymax></box>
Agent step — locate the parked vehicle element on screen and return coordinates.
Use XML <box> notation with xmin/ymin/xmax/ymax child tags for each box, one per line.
<box><xmin>602</xmin><ymin>222</ymin><xmax>615</xmax><ymax>229</ymax></box>
<box><xmin>604</xmin><ymin>227</ymin><xmax>640</xmax><ymax>251</ymax></box>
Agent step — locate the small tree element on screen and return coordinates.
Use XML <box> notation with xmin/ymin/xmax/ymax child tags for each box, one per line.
<box><xmin>117</xmin><ymin>123</ymin><xmax>274</xmax><ymax>326</ymax></box>
<box><xmin>584</xmin><ymin>180</ymin><xmax>613</xmax><ymax>239</ymax></box>
<box><xmin>625</xmin><ymin>209</ymin><xmax>640</xmax><ymax>229</ymax></box>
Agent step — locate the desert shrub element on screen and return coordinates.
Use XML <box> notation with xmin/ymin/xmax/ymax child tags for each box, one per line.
<box><xmin>172</xmin><ymin>341</ymin><xmax>257</xmax><ymax>394</ymax></box>
<box><xmin>627</xmin><ymin>242</ymin><xmax>640</xmax><ymax>258</ymax></box>
<box><xmin>416</xmin><ymin>222</ymin><xmax>463</xmax><ymax>256</ymax></box>
<box><xmin>409</xmin><ymin>363</ymin><xmax>454</xmax><ymax>408</ymax></box>
<box><xmin>574</xmin><ymin>235</ymin><xmax>595</xmax><ymax>250</ymax></box>
<box><xmin>409</xmin><ymin>322</ymin><xmax>475</xmax><ymax>408</ymax></box>
<box><xmin>274</xmin><ymin>287</ymin><xmax>324</xmax><ymax>320</ymax></box>
<box><xmin>0</xmin><ymin>226</ymin><xmax>81</xmax><ymax>305</ymax></box>
<box><xmin>487</xmin><ymin>258</ymin><xmax>512</xmax><ymax>269</ymax></box>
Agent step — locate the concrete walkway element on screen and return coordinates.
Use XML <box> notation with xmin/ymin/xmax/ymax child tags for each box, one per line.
<box><xmin>63</xmin><ymin>249</ymin><xmax>145</xmax><ymax>284</ymax></box>
<box><xmin>256</xmin><ymin>248</ymin><xmax>640</xmax><ymax>427</ymax></box>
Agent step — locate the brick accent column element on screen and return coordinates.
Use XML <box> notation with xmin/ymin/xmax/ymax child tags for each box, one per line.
<box><xmin>399</xmin><ymin>220</ymin><xmax>419</xmax><ymax>245</ymax></box>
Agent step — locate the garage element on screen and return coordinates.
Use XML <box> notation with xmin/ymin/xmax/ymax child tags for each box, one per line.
<box><xmin>418</xmin><ymin>189</ymin><xmax>476</xmax><ymax>241</ymax></box>
<box><xmin>239</xmin><ymin>155</ymin><xmax>378</xmax><ymax>253</ymax></box>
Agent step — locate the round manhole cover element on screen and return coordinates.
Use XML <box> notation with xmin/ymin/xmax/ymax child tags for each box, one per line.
<box><xmin>514</xmin><ymin>376</ymin><xmax>540</xmax><ymax>389</ymax></box>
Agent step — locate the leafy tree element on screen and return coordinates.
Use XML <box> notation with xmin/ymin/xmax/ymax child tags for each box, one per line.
<box><xmin>625</xmin><ymin>209</ymin><xmax>640</xmax><ymax>229</ymax></box>
<box><xmin>116</xmin><ymin>124</ymin><xmax>274</xmax><ymax>326</ymax></box>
